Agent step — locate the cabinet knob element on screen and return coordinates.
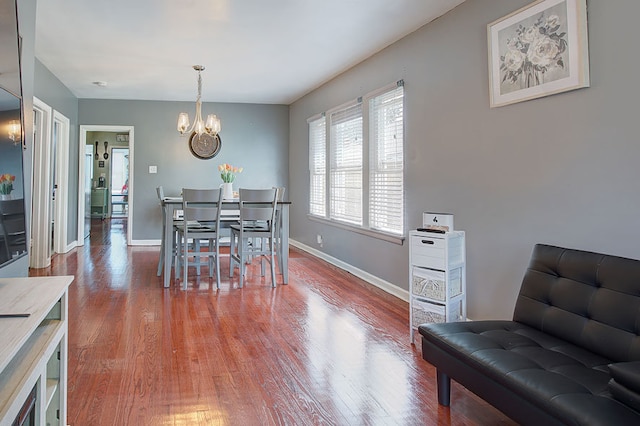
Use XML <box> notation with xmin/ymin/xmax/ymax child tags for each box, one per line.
<box><xmin>421</xmin><ymin>240</ymin><xmax>434</xmax><ymax>245</ymax></box>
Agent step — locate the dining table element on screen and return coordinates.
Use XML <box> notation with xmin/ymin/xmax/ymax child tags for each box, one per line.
<box><xmin>161</xmin><ymin>196</ymin><xmax>291</xmax><ymax>288</ymax></box>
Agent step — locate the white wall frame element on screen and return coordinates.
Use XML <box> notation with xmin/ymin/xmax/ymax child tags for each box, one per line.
<box><xmin>78</xmin><ymin>125</ymin><xmax>135</xmax><ymax>246</ymax></box>
<box><xmin>30</xmin><ymin>97</ymin><xmax>53</xmax><ymax>269</ymax></box>
<box><xmin>52</xmin><ymin>110</ymin><xmax>71</xmax><ymax>254</ymax></box>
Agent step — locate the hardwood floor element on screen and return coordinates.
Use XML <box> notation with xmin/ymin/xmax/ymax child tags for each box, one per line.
<box><xmin>30</xmin><ymin>218</ymin><xmax>514</xmax><ymax>425</ymax></box>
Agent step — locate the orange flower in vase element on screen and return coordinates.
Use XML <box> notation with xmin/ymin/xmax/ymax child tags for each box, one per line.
<box><xmin>0</xmin><ymin>173</ymin><xmax>16</xmax><ymax>198</ymax></box>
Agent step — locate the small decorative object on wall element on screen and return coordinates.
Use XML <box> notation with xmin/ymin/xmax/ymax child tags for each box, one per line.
<box><xmin>189</xmin><ymin>132</ymin><xmax>222</xmax><ymax>159</ymax></box>
<box><xmin>103</xmin><ymin>141</ymin><xmax>109</xmax><ymax>159</ymax></box>
<box><xmin>487</xmin><ymin>0</ymin><xmax>589</xmax><ymax>107</ymax></box>
<box><xmin>116</xmin><ymin>133</ymin><xmax>129</xmax><ymax>142</ymax></box>
<box><xmin>98</xmin><ymin>160</ymin><xmax>105</xmax><ymax>168</ymax></box>
<box><xmin>94</xmin><ymin>141</ymin><xmax>99</xmax><ymax>160</ymax></box>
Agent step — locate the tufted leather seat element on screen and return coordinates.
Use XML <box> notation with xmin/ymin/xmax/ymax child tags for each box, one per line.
<box><xmin>420</xmin><ymin>244</ymin><xmax>640</xmax><ymax>425</ymax></box>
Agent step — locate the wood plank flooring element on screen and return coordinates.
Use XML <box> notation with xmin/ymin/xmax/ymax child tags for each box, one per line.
<box><xmin>30</xmin><ymin>218</ymin><xmax>514</xmax><ymax>425</ymax></box>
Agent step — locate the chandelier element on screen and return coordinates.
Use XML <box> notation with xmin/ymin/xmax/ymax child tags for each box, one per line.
<box><xmin>177</xmin><ymin>65</ymin><xmax>221</xmax><ymax>137</ymax></box>
<box><xmin>8</xmin><ymin>120</ymin><xmax>20</xmax><ymax>145</ymax></box>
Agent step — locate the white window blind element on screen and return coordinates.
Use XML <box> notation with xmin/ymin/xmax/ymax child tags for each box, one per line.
<box><xmin>330</xmin><ymin>103</ymin><xmax>363</xmax><ymax>226</ymax></box>
<box><xmin>308</xmin><ymin>116</ymin><xmax>326</xmax><ymax>217</ymax></box>
<box><xmin>307</xmin><ymin>81</ymin><xmax>404</xmax><ymax>241</ymax></box>
<box><xmin>369</xmin><ymin>85</ymin><xmax>404</xmax><ymax>234</ymax></box>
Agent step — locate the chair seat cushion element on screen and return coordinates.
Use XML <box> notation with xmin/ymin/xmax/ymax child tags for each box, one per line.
<box><xmin>419</xmin><ymin>321</ymin><xmax>640</xmax><ymax>424</ymax></box>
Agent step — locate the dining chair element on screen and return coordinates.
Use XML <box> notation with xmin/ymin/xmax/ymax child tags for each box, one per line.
<box><xmin>176</xmin><ymin>188</ymin><xmax>224</xmax><ymax>289</ymax></box>
<box><xmin>156</xmin><ymin>186</ymin><xmax>182</xmax><ymax>277</ymax></box>
<box><xmin>0</xmin><ymin>199</ymin><xmax>27</xmax><ymax>260</ymax></box>
<box><xmin>229</xmin><ymin>188</ymin><xmax>279</xmax><ymax>288</ymax></box>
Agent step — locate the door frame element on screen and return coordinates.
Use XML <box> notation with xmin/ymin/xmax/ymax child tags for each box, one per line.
<box><xmin>78</xmin><ymin>125</ymin><xmax>135</xmax><ymax>246</ymax></box>
<box><xmin>30</xmin><ymin>97</ymin><xmax>71</xmax><ymax>268</ymax></box>
<box><xmin>31</xmin><ymin>98</ymin><xmax>52</xmax><ymax>268</ymax></box>
<box><xmin>52</xmin><ymin>110</ymin><xmax>70</xmax><ymax>254</ymax></box>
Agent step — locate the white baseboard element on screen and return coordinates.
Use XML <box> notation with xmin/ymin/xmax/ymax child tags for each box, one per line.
<box><xmin>131</xmin><ymin>239</ymin><xmax>161</xmax><ymax>246</ymax></box>
<box><xmin>290</xmin><ymin>239</ymin><xmax>409</xmax><ymax>302</ymax></box>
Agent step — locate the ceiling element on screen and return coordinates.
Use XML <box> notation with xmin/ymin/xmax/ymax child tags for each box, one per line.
<box><xmin>35</xmin><ymin>0</ymin><xmax>465</xmax><ymax>105</ymax></box>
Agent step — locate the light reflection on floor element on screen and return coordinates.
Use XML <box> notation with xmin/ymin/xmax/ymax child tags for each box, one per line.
<box><xmin>305</xmin><ymin>291</ymin><xmax>412</xmax><ymax>422</ymax></box>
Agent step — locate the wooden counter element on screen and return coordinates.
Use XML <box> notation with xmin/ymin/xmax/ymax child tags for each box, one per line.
<box><xmin>0</xmin><ymin>276</ymin><xmax>73</xmax><ymax>425</ymax></box>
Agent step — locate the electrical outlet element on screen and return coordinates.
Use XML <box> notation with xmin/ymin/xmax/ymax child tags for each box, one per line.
<box><xmin>316</xmin><ymin>234</ymin><xmax>323</xmax><ymax>244</ymax></box>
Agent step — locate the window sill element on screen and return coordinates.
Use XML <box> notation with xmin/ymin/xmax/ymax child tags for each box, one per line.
<box><xmin>308</xmin><ymin>215</ymin><xmax>405</xmax><ymax>245</ymax></box>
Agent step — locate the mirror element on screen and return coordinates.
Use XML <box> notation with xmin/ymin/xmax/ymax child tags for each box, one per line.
<box><xmin>0</xmin><ymin>0</ymin><xmax>26</xmax><ymax>267</ymax></box>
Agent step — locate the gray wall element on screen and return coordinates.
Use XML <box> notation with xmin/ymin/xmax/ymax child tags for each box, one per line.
<box><xmin>78</xmin><ymin>99</ymin><xmax>289</xmax><ymax>241</ymax></box>
<box><xmin>289</xmin><ymin>0</ymin><xmax>640</xmax><ymax>319</ymax></box>
<box><xmin>33</xmin><ymin>58</ymin><xmax>79</xmax><ymax>245</ymax></box>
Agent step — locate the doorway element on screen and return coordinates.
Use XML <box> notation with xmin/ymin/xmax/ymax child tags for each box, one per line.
<box><xmin>110</xmin><ymin>148</ymin><xmax>129</xmax><ymax>218</ymax></box>
<box><xmin>78</xmin><ymin>126</ymin><xmax>134</xmax><ymax>246</ymax></box>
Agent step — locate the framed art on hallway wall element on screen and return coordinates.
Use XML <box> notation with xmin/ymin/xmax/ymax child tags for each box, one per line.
<box><xmin>487</xmin><ymin>0</ymin><xmax>589</xmax><ymax>107</ymax></box>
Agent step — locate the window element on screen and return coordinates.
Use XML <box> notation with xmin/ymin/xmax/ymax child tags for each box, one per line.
<box><xmin>369</xmin><ymin>85</ymin><xmax>404</xmax><ymax>235</ymax></box>
<box><xmin>309</xmin><ymin>81</ymin><xmax>404</xmax><ymax>240</ymax></box>
<box><xmin>308</xmin><ymin>115</ymin><xmax>326</xmax><ymax>217</ymax></box>
<box><xmin>330</xmin><ymin>102</ymin><xmax>363</xmax><ymax>226</ymax></box>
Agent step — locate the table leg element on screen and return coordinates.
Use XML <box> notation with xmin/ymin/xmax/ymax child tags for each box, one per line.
<box><xmin>163</xmin><ymin>203</ymin><xmax>174</xmax><ymax>288</ymax></box>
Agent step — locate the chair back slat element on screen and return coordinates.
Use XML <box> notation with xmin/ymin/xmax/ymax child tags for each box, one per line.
<box><xmin>182</xmin><ymin>188</ymin><xmax>223</xmax><ymax>225</ymax></box>
<box><xmin>238</xmin><ymin>188</ymin><xmax>278</xmax><ymax>230</ymax></box>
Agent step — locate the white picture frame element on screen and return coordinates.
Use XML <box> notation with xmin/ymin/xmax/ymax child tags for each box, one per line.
<box><xmin>488</xmin><ymin>0</ymin><xmax>589</xmax><ymax>107</ymax></box>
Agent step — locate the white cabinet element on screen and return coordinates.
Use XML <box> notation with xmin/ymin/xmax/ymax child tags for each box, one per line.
<box><xmin>409</xmin><ymin>230</ymin><xmax>466</xmax><ymax>343</ymax></box>
<box><xmin>0</xmin><ymin>276</ymin><xmax>73</xmax><ymax>425</ymax></box>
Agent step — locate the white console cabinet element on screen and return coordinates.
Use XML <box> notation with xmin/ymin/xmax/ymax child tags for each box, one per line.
<box><xmin>409</xmin><ymin>230</ymin><xmax>466</xmax><ymax>343</ymax></box>
<box><xmin>0</xmin><ymin>276</ymin><xmax>73</xmax><ymax>425</ymax></box>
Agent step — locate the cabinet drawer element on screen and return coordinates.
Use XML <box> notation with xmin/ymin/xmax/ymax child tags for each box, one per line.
<box><xmin>411</xmin><ymin>235</ymin><xmax>445</xmax><ymax>269</ymax></box>
<box><xmin>411</xmin><ymin>298</ymin><xmax>463</xmax><ymax>326</ymax></box>
<box><xmin>412</xmin><ymin>267</ymin><xmax>462</xmax><ymax>301</ymax></box>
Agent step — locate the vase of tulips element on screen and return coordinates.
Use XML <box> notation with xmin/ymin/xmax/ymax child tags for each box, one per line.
<box><xmin>218</xmin><ymin>164</ymin><xmax>242</xmax><ymax>199</ymax></box>
<box><xmin>0</xmin><ymin>174</ymin><xmax>16</xmax><ymax>200</ymax></box>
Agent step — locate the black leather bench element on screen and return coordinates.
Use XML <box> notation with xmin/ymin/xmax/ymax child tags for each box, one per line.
<box><xmin>419</xmin><ymin>244</ymin><xmax>640</xmax><ymax>425</ymax></box>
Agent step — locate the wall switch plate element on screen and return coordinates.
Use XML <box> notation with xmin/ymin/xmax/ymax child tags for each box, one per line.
<box><xmin>149</xmin><ymin>165</ymin><xmax>157</xmax><ymax>174</ymax></box>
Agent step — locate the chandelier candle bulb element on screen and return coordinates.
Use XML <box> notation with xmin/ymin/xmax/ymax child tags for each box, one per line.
<box><xmin>177</xmin><ymin>113</ymin><xmax>189</xmax><ymax>133</ymax></box>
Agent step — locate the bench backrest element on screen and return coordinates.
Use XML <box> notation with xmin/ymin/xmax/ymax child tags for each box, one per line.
<box><xmin>514</xmin><ymin>244</ymin><xmax>640</xmax><ymax>362</ymax></box>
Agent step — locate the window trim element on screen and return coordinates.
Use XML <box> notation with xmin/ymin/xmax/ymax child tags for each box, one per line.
<box><xmin>307</xmin><ymin>214</ymin><xmax>404</xmax><ymax>245</ymax></box>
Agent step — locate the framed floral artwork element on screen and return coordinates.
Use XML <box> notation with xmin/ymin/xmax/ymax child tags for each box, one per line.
<box><xmin>487</xmin><ymin>0</ymin><xmax>589</xmax><ymax>107</ymax></box>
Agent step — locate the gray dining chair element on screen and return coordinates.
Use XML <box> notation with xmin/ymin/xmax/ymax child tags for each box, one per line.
<box><xmin>229</xmin><ymin>188</ymin><xmax>279</xmax><ymax>288</ymax></box>
<box><xmin>176</xmin><ymin>188</ymin><xmax>224</xmax><ymax>289</ymax></box>
<box><xmin>0</xmin><ymin>199</ymin><xmax>27</xmax><ymax>261</ymax></box>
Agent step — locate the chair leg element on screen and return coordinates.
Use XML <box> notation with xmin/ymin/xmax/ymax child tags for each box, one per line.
<box><xmin>260</xmin><ymin>238</ymin><xmax>266</xmax><ymax>277</ymax></box>
<box><xmin>175</xmin><ymin>235</ymin><xmax>182</xmax><ymax>278</ymax></box>
<box><xmin>238</xmin><ymin>237</ymin><xmax>245</xmax><ymax>288</ymax></box>
<box><xmin>208</xmin><ymin>238</ymin><xmax>214</xmax><ymax>278</ymax></box>
<box><xmin>270</xmin><ymin>238</ymin><xmax>276</xmax><ymax>287</ymax></box>
<box><xmin>230</xmin><ymin>232</ymin><xmax>236</xmax><ymax>278</ymax></box>
<box><xmin>215</xmin><ymin>241</ymin><xmax>221</xmax><ymax>289</ymax></box>
<box><xmin>182</xmin><ymin>235</ymin><xmax>189</xmax><ymax>290</ymax></box>
<box><xmin>195</xmin><ymin>240</ymin><xmax>202</xmax><ymax>276</ymax></box>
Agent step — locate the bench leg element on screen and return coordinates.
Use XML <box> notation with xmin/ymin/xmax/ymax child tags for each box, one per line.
<box><xmin>437</xmin><ymin>370</ymin><xmax>451</xmax><ymax>406</ymax></box>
